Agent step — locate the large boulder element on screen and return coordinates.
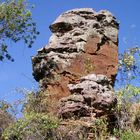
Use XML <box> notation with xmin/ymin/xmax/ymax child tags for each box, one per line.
<box><xmin>32</xmin><ymin>8</ymin><xmax>119</xmax><ymax>117</ymax></box>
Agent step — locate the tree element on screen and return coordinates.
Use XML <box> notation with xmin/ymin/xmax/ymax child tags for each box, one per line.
<box><xmin>118</xmin><ymin>47</ymin><xmax>140</xmax><ymax>87</ymax></box>
<box><xmin>0</xmin><ymin>0</ymin><xmax>39</xmax><ymax>61</ymax></box>
<box><xmin>116</xmin><ymin>47</ymin><xmax>140</xmax><ymax>133</ymax></box>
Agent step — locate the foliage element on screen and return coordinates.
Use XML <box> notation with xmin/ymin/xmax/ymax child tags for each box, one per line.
<box><xmin>0</xmin><ymin>0</ymin><xmax>39</xmax><ymax>61</ymax></box>
<box><xmin>116</xmin><ymin>47</ymin><xmax>140</xmax><ymax>133</ymax></box>
<box><xmin>3</xmin><ymin>112</ymin><xmax>59</xmax><ymax>140</ymax></box>
<box><xmin>91</xmin><ymin>118</ymin><xmax>108</xmax><ymax>140</ymax></box>
<box><xmin>132</xmin><ymin>103</ymin><xmax>140</xmax><ymax>131</ymax></box>
<box><xmin>0</xmin><ymin>100</ymin><xmax>11</xmax><ymax>112</ymax></box>
<box><xmin>120</xmin><ymin>130</ymin><xmax>140</xmax><ymax>140</ymax></box>
<box><xmin>115</xmin><ymin>84</ymin><xmax>140</xmax><ymax>138</ymax></box>
<box><xmin>0</xmin><ymin>101</ymin><xmax>14</xmax><ymax>139</ymax></box>
<box><xmin>1</xmin><ymin>90</ymin><xmax>60</xmax><ymax>140</ymax></box>
<box><xmin>118</xmin><ymin>47</ymin><xmax>140</xmax><ymax>86</ymax></box>
<box><xmin>23</xmin><ymin>91</ymin><xmax>47</xmax><ymax>113</ymax></box>
<box><xmin>116</xmin><ymin>84</ymin><xmax>140</xmax><ymax>105</ymax></box>
<box><xmin>14</xmin><ymin>88</ymin><xmax>49</xmax><ymax>114</ymax></box>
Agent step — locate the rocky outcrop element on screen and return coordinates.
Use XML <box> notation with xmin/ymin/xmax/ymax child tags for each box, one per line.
<box><xmin>59</xmin><ymin>74</ymin><xmax>117</xmax><ymax>118</ymax></box>
<box><xmin>32</xmin><ymin>8</ymin><xmax>119</xmax><ymax>118</ymax></box>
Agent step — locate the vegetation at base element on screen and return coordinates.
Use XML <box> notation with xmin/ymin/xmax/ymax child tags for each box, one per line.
<box><xmin>117</xmin><ymin>130</ymin><xmax>140</xmax><ymax>140</ymax></box>
<box><xmin>3</xmin><ymin>112</ymin><xmax>59</xmax><ymax>140</ymax></box>
<box><xmin>114</xmin><ymin>86</ymin><xmax>140</xmax><ymax>140</ymax></box>
<box><xmin>0</xmin><ymin>101</ymin><xmax>14</xmax><ymax>139</ymax></box>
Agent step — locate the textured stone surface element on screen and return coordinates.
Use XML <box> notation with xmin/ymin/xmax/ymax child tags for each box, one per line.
<box><xmin>32</xmin><ymin>8</ymin><xmax>119</xmax><ymax>117</ymax></box>
<box><xmin>59</xmin><ymin>74</ymin><xmax>117</xmax><ymax>118</ymax></box>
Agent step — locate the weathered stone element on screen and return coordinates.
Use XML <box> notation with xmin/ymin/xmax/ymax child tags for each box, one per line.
<box><xmin>59</xmin><ymin>74</ymin><xmax>117</xmax><ymax>118</ymax></box>
<box><xmin>61</xmin><ymin>94</ymin><xmax>85</xmax><ymax>103</ymax></box>
<box><xmin>32</xmin><ymin>8</ymin><xmax>119</xmax><ymax>118</ymax></box>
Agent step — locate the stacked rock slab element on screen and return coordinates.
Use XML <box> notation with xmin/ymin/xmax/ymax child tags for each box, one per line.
<box><xmin>59</xmin><ymin>74</ymin><xmax>117</xmax><ymax>118</ymax></box>
<box><xmin>32</xmin><ymin>8</ymin><xmax>119</xmax><ymax>118</ymax></box>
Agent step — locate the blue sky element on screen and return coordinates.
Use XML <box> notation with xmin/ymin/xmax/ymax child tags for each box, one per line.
<box><xmin>0</xmin><ymin>0</ymin><xmax>140</xmax><ymax>103</ymax></box>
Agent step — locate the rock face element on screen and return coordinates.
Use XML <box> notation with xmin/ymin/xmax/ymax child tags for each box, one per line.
<box><xmin>32</xmin><ymin>8</ymin><xmax>119</xmax><ymax>118</ymax></box>
<box><xmin>59</xmin><ymin>74</ymin><xmax>117</xmax><ymax>118</ymax></box>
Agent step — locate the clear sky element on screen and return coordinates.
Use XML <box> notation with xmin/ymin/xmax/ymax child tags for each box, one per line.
<box><xmin>0</xmin><ymin>0</ymin><xmax>140</xmax><ymax>103</ymax></box>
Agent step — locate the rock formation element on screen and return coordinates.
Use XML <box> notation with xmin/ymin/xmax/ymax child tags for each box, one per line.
<box><xmin>32</xmin><ymin>8</ymin><xmax>119</xmax><ymax>119</ymax></box>
<box><xmin>59</xmin><ymin>74</ymin><xmax>117</xmax><ymax>119</ymax></box>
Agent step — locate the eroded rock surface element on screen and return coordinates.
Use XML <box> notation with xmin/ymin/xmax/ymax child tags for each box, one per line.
<box><xmin>32</xmin><ymin>8</ymin><xmax>119</xmax><ymax>118</ymax></box>
<box><xmin>59</xmin><ymin>74</ymin><xmax>117</xmax><ymax>118</ymax></box>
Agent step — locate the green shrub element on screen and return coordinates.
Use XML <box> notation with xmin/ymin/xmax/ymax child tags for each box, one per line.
<box><xmin>3</xmin><ymin>112</ymin><xmax>59</xmax><ymax>140</ymax></box>
<box><xmin>120</xmin><ymin>130</ymin><xmax>140</xmax><ymax>140</ymax></box>
<box><xmin>91</xmin><ymin>118</ymin><xmax>109</xmax><ymax>140</ymax></box>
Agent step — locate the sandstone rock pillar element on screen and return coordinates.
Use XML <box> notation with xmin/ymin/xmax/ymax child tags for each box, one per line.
<box><xmin>32</xmin><ymin>8</ymin><xmax>119</xmax><ymax>118</ymax></box>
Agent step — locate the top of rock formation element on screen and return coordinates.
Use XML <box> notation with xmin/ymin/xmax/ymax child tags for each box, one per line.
<box><xmin>38</xmin><ymin>8</ymin><xmax>118</xmax><ymax>54</ymax></box>
<box><xmin>33</xmin><ymin>8</ymin><xmax>119</xmax><ymax>84</ymax></box>
<box><xmin>49</xmin><ymin>8</ymin><xmax>118</xmax><ymax>44</ymax></box>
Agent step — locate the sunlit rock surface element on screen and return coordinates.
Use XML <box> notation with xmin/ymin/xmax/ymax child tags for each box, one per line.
<box><xmin>32</xmin><ymin>8</ymin><xmax>119</xmax><ymax>119</ymax></box>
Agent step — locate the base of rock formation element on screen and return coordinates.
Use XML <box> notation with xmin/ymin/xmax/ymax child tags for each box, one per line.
<box><xmin>59</xmin><ymin>74</ymin><xmax>117</xmax><ymax>119</ymax></box>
